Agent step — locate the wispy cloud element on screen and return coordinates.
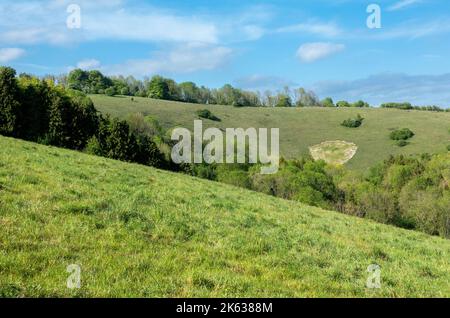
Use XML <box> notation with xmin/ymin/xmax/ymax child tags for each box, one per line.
<box><xmin>0</xmin><ymin>1</ymin><xmax>219</xmax><ymax>45</ymax></box>
<box><xmin>102</xmin><ymin>43</ymin><xmax>233</xmax><ymax>77</ymax></box>
<box><xmin>375</xmin><ymin>18</ymin><xmax>450</xmax><ymax>39</ymax></box>
<box><xmin>387</xmin><ymin>0</ymin><xmax>422</xmax><ymax>12</ymax></box>
<box><xmin>76</xmin><ymin>59</ymin><xmax>101</xmax><ymax>70</ymax></box>
<box><xmin>313</xmin><ymin>72</ymin><xmax>450</xmax><ymax>107</ymax></box>
<box><xmin>296</xmin><ymin>42</ymin><xmax>345</xmax><ymax>63</ymax></box>
<box><xmin>0</xmin><ymin>48</ymin><xmax>25</xmax><ymax>63</ymax></box>
<box><xmin>276</xmin><ymin>21</ymin><xmax>342</xmax><ymax>37</ymax></box>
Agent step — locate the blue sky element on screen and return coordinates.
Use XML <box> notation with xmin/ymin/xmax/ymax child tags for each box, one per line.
<box><xmin>1</xmin><ymin>0</ymin><xmax>450</xmax><ymax>106</ymax></box>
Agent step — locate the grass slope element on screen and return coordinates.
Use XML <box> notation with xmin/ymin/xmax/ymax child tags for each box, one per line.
<box><xmin>91</xmin><ymin>95</ymin><xmax>450</xmax><ymax>171</ymax></box>
<box><xmin>0</xmin><ymin>136</ymin><xmax>449</xmax><ymax>297</ymax></box>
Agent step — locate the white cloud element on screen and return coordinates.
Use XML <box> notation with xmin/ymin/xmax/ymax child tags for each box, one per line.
<box><xmin>387</xmin><ymin>0</ymin><xmax>422</xmax><ymax>12</ymax></box>
<box><xmin>0</xmin><ymin>1</ymin><xmax>219</xmax><ymax>45</ymax></box>
<box><xmin>102</xmin><ymin>43</ymin><xmax>233</xmax><ymax>77</ymax></box>
<box><xmin>76</xmin><ymin>59</ymin><xmax>101</xmax><ymax>70</ymax></box>
<box><xmin>277</xmin><ymin>21</ymin><xmax>342</xmax><ymax>37</ymax></box>
<box><xmin>241</xmin><ymin>25</ymin><xmax>266</xmax><ymax>41</ymax></box>
<box><xmin>296</xmin><ymin>42</ymin><xmax>345</xmax><ymax>63</ymax></box>
<box><xmin>82</xmin><ymin>11</ymin><xmax>218</xmax><ymax>44</ymax></box>
<box><xmin>0</xmin><ymin>48</ymin><xmax>26</xmax><ymax>63</ymax></box>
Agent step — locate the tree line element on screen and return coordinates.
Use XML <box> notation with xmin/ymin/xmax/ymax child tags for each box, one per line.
<box><xmin>0</xmin><ymin>67</ymin><xmax>166</xmax><ymax>169</ymax></box>
<box><xmin>59</xmin><ymin>69</ymin><xmax>376</xmax><ymax>108</ymax></box>
<box><xmin>189</xmin><ymin>151</ymin><xmax>450</xmax><ymax>238</ymax></box>
<box><xmin>381</xmin><ymin>102</ymin><xmax>450</xmax><ymax>112</ymax></box>
<box><xmin>38</xmin><ymin>68</ymin><xmax>450</xmax><ymax>111</ymax></box>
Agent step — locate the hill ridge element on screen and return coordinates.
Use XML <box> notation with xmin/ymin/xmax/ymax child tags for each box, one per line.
<box><xmin>91</xmin><ymin>94</ymin><xmax>450</xmax><ymax>171</ymax></box>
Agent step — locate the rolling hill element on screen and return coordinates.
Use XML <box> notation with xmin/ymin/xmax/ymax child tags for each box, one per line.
<box><xmin>91</xmin><ymin>95</ymin><xmax>450</xmax><ymax>171</ymax></box>
<box><xmin>0</xmin><ymin>136</ymin><xmax>449</xmax><ymax>297</ymax></box>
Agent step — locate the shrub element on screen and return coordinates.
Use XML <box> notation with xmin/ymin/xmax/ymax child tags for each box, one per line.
<box><xmin>341</xmin><ymin>114</ymin><xmax>364</xmax><ymax>128</ymax></box>
<box><xmin>390</xmin><ymin>128</ymin><xmax>415</xmax><ymax>141</ymax></box>
<box><xmin>381</xmin><ymin>102</ymin><xmax>413</xmax><ymax>110</ymax></box>
<box><xmin>397</xmin><ymin>140</ymin><xmax>409</xmax><ymax>147</ymax></box>
<box><xmin>134</xmin><ymin>134</ymin><xmax>164</xmax><ymax>167</ymax></box>
<box><xmin>196</xmin><ymin>109</ymin><xmax>221</xmax><ymax>122</ymax></box>
<box><xmin>90</xmin><ymin>115</ymin><xmax>165</xmax><ymax>168</ymax></box>
<box><xmin>85</xmin><ymin>136</ymin><xmax>103</xmax><ymax>156</ymax></box>
<box><xmin>249</xmin><ymin>158</ymin><xmax>339</xmax><ymax>209</ymax></box>
<box><xmin>447</xmin><ymin>145</ymin><xmax>450</xmax><ymax>152</ymax></box>
<box><xmin>336</xmin><ymin>101</ymin><xmax>351</xmax><ymax>108</ymax></box>
<box><xmin>275</xmin><ymin>95</ymin><xmax>292</xmax><ymax>107</ymax></box>
<box><xmin>120</xmin><ymin>87</ymin><xmax>130</xmax><ymax>96</ymax></box>
<box><xmin>105</xmin><ymin>87</ymin><xmax>115</xmax><ymax>96</ymax></box>
<box><xmin>352</xmin><ymin>100</ymin><xmax>370</xmax><ymax>108</ymax></box>
<box><xmin>339</xmin><ymin>153</ymin><xmax>450</xmax><ymax>238</ymax></box>
<box><xmin>321</xmin><ymin>97</ymin><xmax>335</xmax><ymax>108</ymax></box>
<box><xmin>190</xmin><ymin>163</ymin><xmax>217</xmax><ymax>181</ymax></box>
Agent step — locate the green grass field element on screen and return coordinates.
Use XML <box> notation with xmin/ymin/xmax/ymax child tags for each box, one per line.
<box><xmin>1</xmin><ymin>136</ymin><xmax>449</xmax><ymax>297</ymax></box>
<box><xmin>91</xmin><ymin>95</ymin><xmax>450</xmax><ymax>171</ymax></box>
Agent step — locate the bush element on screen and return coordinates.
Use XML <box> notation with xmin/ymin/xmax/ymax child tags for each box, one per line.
<box><xmin>105</xmin><ymin>87</ymin><xmax>115</xmax><ymax>96</ymax></box>
<box><xmin>85</xmin><ymin>136</ymin><xmax>103</xmax><ymax>156</ymax></box>
<box><xmin>249</xmin><ymin>158</ymin><xmax>339</xmax><ymax>209</ymax></box>
<box><xmin>339</xmin><ymin>153</ymin><xmax>450</xmax><ymax>238</ymax></box>
<box><xmin>127</xmin><ymin>113</ymin><xmax>164</xmax><ymax>139</ymax></box>
<box><xmin>397</xmin><ymin>140</ymin><xmax>409</xmax><ymax>147</ymax></box>
<box><xmin>120</xmin><ymin>87</ymin><xmax>130</xmax><ymax>96</ymax></box>
<box><xmin>196</xmin><ymin>109</ymin><xmax>221</xmax><ymax>122</ymax></box>
<box><xmin>90</xmin><ymin>115</ymin><xmax>165</xmax><ymax>168</ymax></box>
<box><xmin>390</xmin><ymin>128</ymin><xmax>415</xmax><ymax>141</ymax></box>
<box><xmin>352</xmin><ymin>100</ymin><xmax>370</xmax><ymax>108</ymax></box>
<box><xmin>321</xmin><ymin>97</ymin><xmax>335</xmax><ymax>108</ymax></box>
<box><xmin>447</xmin><ymin>145</ymin><xmax>450</xmax><ymax>152</ymax></box>
<box><xmin>381</xmin><ymin>102</ymin><xmax>413</xmax><ymax>110</ymax></box>
<box><xmin>336</xmin><ymin>101</ymin><xmax>351</xmax><ymax>108</ymax></box>
<box><xmin>341</xmin><ymin>114</ymin><xmax>364</xmax><ymax>128</ymax></box>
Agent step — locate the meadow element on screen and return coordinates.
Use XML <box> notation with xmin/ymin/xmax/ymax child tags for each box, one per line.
<box><xmin>91</xmin><ymin>95</ymin><xmax>450</xmax><ymax>171</ymax></box>
<box><xmin>0</xmin><ymin>136</ymin><xmax>449</xmax><ymax>297</ymax></box>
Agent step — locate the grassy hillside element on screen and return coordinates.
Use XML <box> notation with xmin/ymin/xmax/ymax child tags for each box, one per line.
<box><xmin>0</xmin><ymin>136</ymin><xmax>449</xmax><ymax>297</ymax></box>
<box><xmin>91</xmin><ymin>95</ymin><xmax>450</xmax><ymax>171</ymax></box>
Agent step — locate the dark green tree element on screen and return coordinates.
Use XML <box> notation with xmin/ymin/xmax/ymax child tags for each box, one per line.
<box><xmin>147</xmin><ymin>76</ymin><xmax>170</xmax><ymax>100</ymax></box>
<box><xmin>105</xmin><ymin>87</ymin><xmax>116</xmax><ymax>96</ymax></box>
<box><xmin>321</xmin><ymin>97</ymin><xmax>335</xmax><ymax>107</ymax></box>
<box><xmin>276</xmin><ymin>94</ymin><xmax>292</xmax><ymax>107</ymax></box>
<box><xmin>16</xmin><ymin>76</ymin><xmax>51</xmax><ymax>140</ymax></box>
<box><xmin>0</xmin><ymin>67</ymin><xmax>20</xmax><ymax>136</ymax></box>
<box><xmin>336</xmin><ymin>101</ymin><xmax>351</xmax><ymax>107</ymax></box>
<box><xmin>46</xmin><ymin>88</ymin><xmax>98</xmax><ymax>150</ymax></box>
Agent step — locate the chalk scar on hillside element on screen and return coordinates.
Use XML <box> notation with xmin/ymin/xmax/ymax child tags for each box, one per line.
<box><xmin>309</xmin><ymin>141</ymin><xmax>358</xmax><ymax>165</ymax></box>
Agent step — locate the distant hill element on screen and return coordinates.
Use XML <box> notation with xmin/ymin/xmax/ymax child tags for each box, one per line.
<box><xmin>1</xmin><ymin>136</ymin><xmax>449</xmax><ymax>297</ymax></box>
<box><xmin>91</xmin><ymin>95</ymin><xmax>450</xmax><ymax>171</ymax></box>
